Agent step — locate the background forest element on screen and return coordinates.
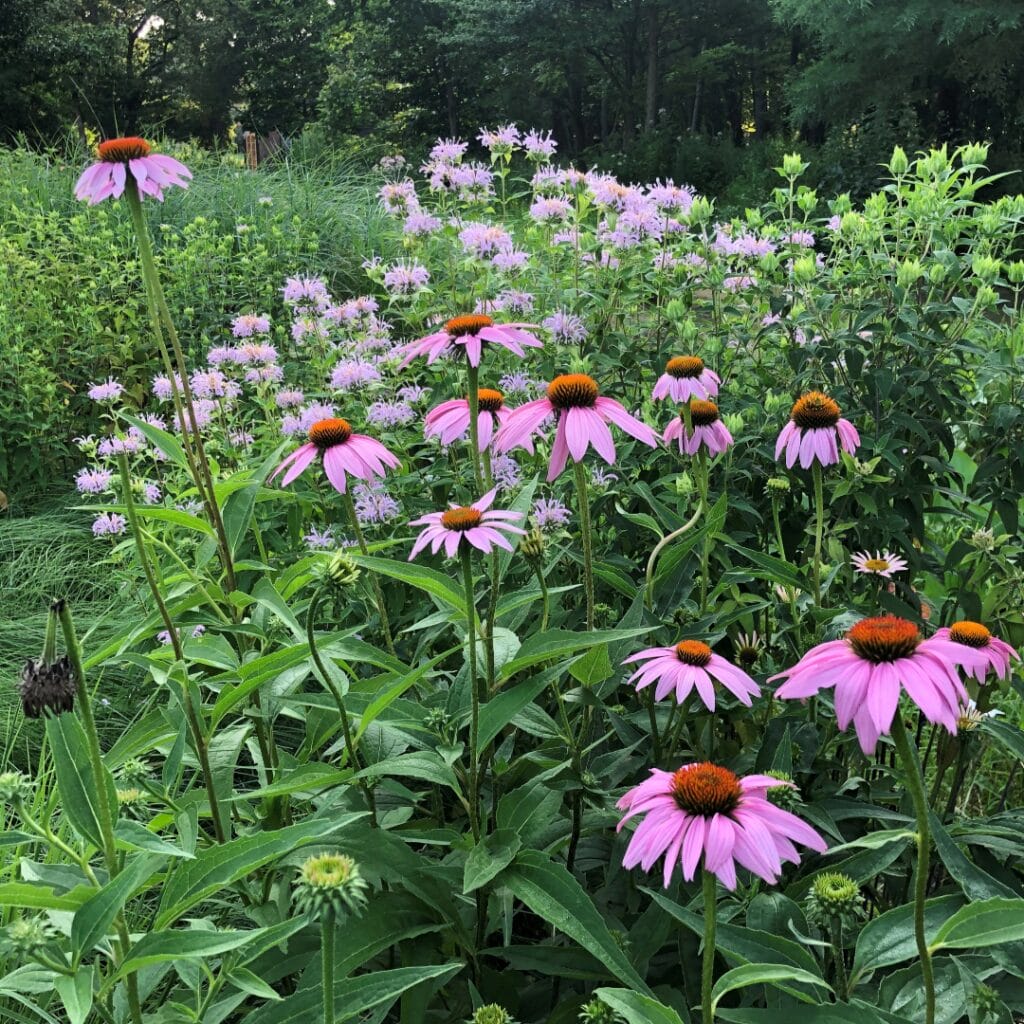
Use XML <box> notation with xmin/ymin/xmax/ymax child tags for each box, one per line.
<box><xmin>6</xmin><ymin>0</ymin><xmax>1024</xmax><ymax>200</ymax></box>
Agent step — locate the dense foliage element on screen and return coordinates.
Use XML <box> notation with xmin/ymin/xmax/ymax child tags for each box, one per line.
<box><xmin>2</xmin><ymin>133</ymin><xmax>1024</xmax><ymax>1024</ymax></box>
<box><xmin>6</xmin><ymin>1</ymin><xmax>1024</xmax><ymax>190</ymax></box>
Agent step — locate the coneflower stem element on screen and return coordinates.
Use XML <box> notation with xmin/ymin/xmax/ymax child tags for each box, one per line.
<box><xmin>531</xmin><ymin>560</ymin><xmax>550</xmax><ymax>632</ymax></box>
<box><xmin>466</xmin><ymin>361</ymin><xmax>485</xmax><ymax>492</ymax></box>
<box><xmin>56</xmin><ymin>602</ymin><xmax>144</xmax><ymax>1024</ymax></box>
<box><xmin>770</xmin><ymin>494</ymin><xmax>801</xmax><ymax>647</ymax></box>
<box><xmin>645</xmin><ymin>500</ymin><xmax>704</xmax><ymax>609</ymax></box>
<box><xmin>342</xmin><ymin>492</ymin><xmax>396</xmax><ymax>655</ymax></box>
<box><xmin>889</xmin><ymin>713</ymin><xmax>936</xmax><ymax>1024</ymax></box>
<box><xmin>831</xmin><ymin>916</ymin><xmax>849</xmax><ymax>1001</ymax></box>
<box><xmin>572</xmin><ymin>459</ymin><xmax>595</xmax><ymax>631</ymax></box>
<box><xmin>812</xmin><ymin>461</ymin><xmax>825</xmax><ymax>607</ymax></box>
<box><xmin>115</xmin><ymin>454</ymin><xmax>227</xmax><ymax>844</ymax></box>
<box><xmin>701</xmin><ymin>868</ymin><xmax>718</xmax><ymax>1024</ymax></box>
<box><xmin>306</xmin><ymin>589</ymin><xmax>376</xmax><ymax>824</ymax></box>
<box><xmin>697</xmin><ymin>450</ymin><xmax>710</xmax><ymax>614</ymax></box>
<box><xmin>460</xmin><ymin>547</ymin><xmax>482</xmax><ymax>841</ymax></box>
<box><xmin>124</xmin><ymin>186</ymin><xmax>236</xmax><ymax>597</ymax></box>
<box><xmin>321</xmin><ymin>909</ymin><xmax>335</xmax><ymax>1024</ymax></box>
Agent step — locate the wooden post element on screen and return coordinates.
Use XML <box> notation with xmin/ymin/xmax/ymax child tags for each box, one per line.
<box><xmin>244</xmin><ymin>132</ymin><xmax>258</xmax><ymax>170</ymax></box>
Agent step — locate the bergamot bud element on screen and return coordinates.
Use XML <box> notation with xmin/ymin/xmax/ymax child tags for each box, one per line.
<box><xmin>119</xmin><ymin>759</ymin><xmax>150</xmax><ymax>785</ymax></box>
<box><xmin>293</xmin><ymin>853</ymin><xmax>368</xmax><ymax>921</ymax></box>
<box><xmin>806</xmin><ymin>872</ymin><xmax>864</xmax><ymax>928</ymax></box>
<box><xmin>116</xmin><ymin>787</ymin><xmax>146</xmax><ymax>808</ymax></box>
<box><xmin>0</xmin><ymin>771</ymin><xmax>34</xmax><ymax>807</ymax></box>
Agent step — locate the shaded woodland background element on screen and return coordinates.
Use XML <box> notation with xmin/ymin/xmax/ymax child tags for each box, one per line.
<box><xmin>4</xmin><ymin>1</ymin><xmax>1024</xmax><ymax>197</ymax></box>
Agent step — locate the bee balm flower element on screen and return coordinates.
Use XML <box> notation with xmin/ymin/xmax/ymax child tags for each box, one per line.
<box><xmin>775</xmin><ymin>391</ymin><xmax>859</xmax><ymax>469</ymax></box>
<box><xmin>270</xmin><ymin>417</ymin><xmax>399</xmax><ymax>494</ymax></box>
<box><xmin>771</xmin><ymin>615</ymin><xmax>989</xmax><ymax>754</ymax></box>
<box><xmin>74</xmin><ymin>137</ymin><xmax>192</xmax><ymax>205</ymax></box>
<box><xmin>617</xmin><ymin>763</ymin><xmax>827</xmax><ymax>889</ymax></box>
<box><xmin>494</xmin><ymin>373</ymin><xmax>657</xmax><ymax>482</ymax></box>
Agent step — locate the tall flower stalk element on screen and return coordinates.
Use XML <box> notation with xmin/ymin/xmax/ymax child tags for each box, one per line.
<box><xmin>460</xmin><ymin>548</ymin><xmax>483</xmax><ymax>840</ymax></box>
<box><xmin>889</xmin><ymin>714</ymin><xmax>936</xmax><ymax>1024</ymax></box>
<box><xmin>572</xmin><ymin>459</ymin><xmax>596</xmax><ymax>630</ymax></box>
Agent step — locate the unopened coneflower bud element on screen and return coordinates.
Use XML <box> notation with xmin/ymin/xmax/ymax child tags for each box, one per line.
<box><xmin>471</xmin><ymin>1006</ymin><xmax>512</xmax><ymax>1024</ymax></box>
<box><xmin>19</xmin><ymin>603</ymin><xmax>75</xmax><ymax>719</ymax></box>
<box><xmin>734</xmin><ymin>630</ymin><xmax>763</xmax><ymax>669</ymax></box>
<box><xmin>119</xmin><ymin>758</ymin><xmax>150</xmax><ymax>785</ymax></box>
<box><xmin>806</xmin><ymin>872</ymin><xmax>864</xmax><ymax>928</ymax></box>
<box><xmin>520</xmin><ymin>525</ymin><xmax>545</xmax><ymax>560</ymax></box>
<box><xmin>578</xmin><ymin>1000</ymin><xmax>616</xmax><ymax>1024</ymax></box>
<box><xmin>0</xmin><ymin>917</ymin><xmax>56</xmax><ymax>957</ymax></box>
<box><xmin>765</xmin><ymin>770</ymin><xmax>800</xmax><ymax>810</ymax></box>
<box><xmin>293</xmin><ymin>852</ymin><xmax>368</xmax><ymax>922</ymax></box>
<box><xmin>766</xmin><ymin>476</ymin><xmax>790</xmax><ymax>495</ymax></box>
<box><xmin>0</xmin><ymin>771</ymin><xmax>34</xmax><ymax>808</ymax></box>
<box><xmin>325</xmin><ymin>550</ymin><xmax>361</xmax><ymax>590</ymax></box>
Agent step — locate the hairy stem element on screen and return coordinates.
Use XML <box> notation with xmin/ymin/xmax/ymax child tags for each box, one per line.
<box><xmin>702</xmin><ymin>868</ymin><xmax>717</xmax><ymax>1024</ymax></box>
<box><xmin>890</xmin><ymin>713</ymin><xmax>936</xmax><ymax>1024</ymax></box>
<box><xmin>460</xmin><ymin>548</ymin><xmax>482</xmax><ymax>840</ymax></box>
<box><xmin>572</xmin><ymin>459</ymin><xmax>595</xmax><ymax>631</ymax></box>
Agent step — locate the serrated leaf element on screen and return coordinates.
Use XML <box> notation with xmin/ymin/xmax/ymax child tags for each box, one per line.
<box><xmin>463</xmin><ymin>829</ymin><xmax>521</xmax><ymax>893</ymax></box>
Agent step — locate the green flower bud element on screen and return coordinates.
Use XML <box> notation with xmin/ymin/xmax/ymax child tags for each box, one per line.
<box><xmin>0</xmin><ymin>917</ymin><xmax>56</xmax><ymax>957</ymax></box>
<box><xmin>969</xmin><ymin>528</ymin><xmax>998</xmax><ymax>552</ymax></box>
<box><xmin>677</xmin><ymin>318</ymin><xmax>699</xmax><ymax>343</ymax></box>
<box><xmin>734</xmin><ymin>630</ymin><xmax>763</xmax><ymax>669</ymax></box>
<box><xmin>864</xmin><ymin>193</ymin><xmax>887</xmax><ymax>219</ymax></box>
<box><xmin>887</xmin><ymin>146</ymin><xmax>909</xmax><ymax>176</ymax></box>
<box><xmin>520</xmin><ymin>525</ymin><xmax>545</xmax><ymax>561</ymax></box>
<box><xmin>0</xmin><ymin>771</ymin><xmax>34</xmax><ymax>807</ymax></box>
<box><xmin>324</xmin><ymin>551</ymin><xmax>361</xmax><ymax>590</ymax></box>
<box><xmin>293</xmin><ymin>853</ymin><xmax>369</xmax><ymax>922</ymax></box>
<box><xmin>765</xmin><ymin>771</ymin><xmax>800</xmax><ymax>810</ymax></box>
<box><xmin>758</xmin><ymin>252</ymin><xmax>780</xmax><ymax>274</ymax></box>
<box><xmin>928</xmin><ymin>262</ymin><xmax>947</xmax><ymax>285</ymax></box>
<box><xmin>971</xmin><ymin>254</ymin><xmax>1002</xmax><ymax>282</ymax></box>
<box><xmin>687</xmin><ymin>196</ymin><xmax>713</xmax><ymax>224</ymax></box>
<box><xmin>116</xmin><ymin>787</ymin><xmax>146</xmax><ymax>808</ymax></box>
<box><xmin>832</xmin><ymin>193</ymin><xmax>853</xmax><ymax>216</ymax></box>
<box><xmin>580</xmin><ymin>999</ymin><xmax>619</xmax><ymax>1024</ymax></box>
<box><xmin>839</xmin><ymin>212</ymin><xmax>864</xmax><ymax>237</ymax></box>
<box><xmin>806</xmin><ymin>872</ymin><xmax>864</xmax><ymax>928</ymax></box>
<box><xmin>119</xmin><ymin>759</ymin><xmax>150</xmax><ymax>785</ymax></box>
<box><xmin>674</xmin><ymin>472</ymin><xmax>695</xmax><ymax>497</ymax></box>
<box><xmin>797</xmin><ymin>190</ymin><xmax>818</xmax><ymax>213</ymax></box>
<box><xmin>792</xmin><ymin>255</ymin><xmax>818</xmax><ymax>282</ymax></box>
<box><xmin>1007</xmin><ymin>261</ymin><xmax>1024</xmax><ymax>285</ymax></box>
<box><xmin>722</xmin><ymin>412</ymin><xmax>744</xmax><ymax>435</ymax></box>
<box><xmin>665</xmin><ymin>298</ymin><xmax>687</xmax><ymax>322</ymax></box>
<box><xmin>471</xmin><ymin>1005</ymin><xmax>513</xmax><ymax>1024</ymax></box>
<box><xmin>976</xmin><ymin>284</ymin><xmax>999</xmax><ymax>308</ymax></box>
<box><xmin>766</xmin><ymin>476</ymin><xmax>790</xmax><ymax>495</ymax></box>
<box><xmin>896</xmin><ymin>259</ymin><xmax>924</xmax><ymax>290</ymax></box>
<box><xmin>781</xmin><ymin>152</ymin><xmax>807</xmax><ymax>179</ymax></box>
<box><xmin>960</xmin><ymin>142</ymin><xmax>989</xmax><ymax>167</ymax></box>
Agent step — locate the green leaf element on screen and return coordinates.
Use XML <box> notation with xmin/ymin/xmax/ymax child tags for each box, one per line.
<box><xmin>721</xmin><ymin>539</ymin><xmax>804</xmax><ymax>589</ymax></box>
<box><xmin>595</xmin><ymin>987</ymin><xmax>688</xmax><ymax>1024</ymax></box>
<box><xmin>710</xmin><ymin>963</ymin><xmax>832</xmax><ymax>1011</ymax></box>
<box><xmin>644</xmin><ymin>891</ymin><xmax>821</xmax><ymax>976</ymax></box>
<box><xmin>930</xmin><ymin>898</ymin><xmax>1024</xmax><ymax>951</ymax></box>
<box><xmin>851</xmin><ymin>894</ymin><xmax>965</xmax><ymax>982</ymax></box>
<box><xmin>122</xmin><ymin>414</ymin><xmax>188</xmax><ymax>469</ymax></box>
<box><xmin>55</xmin><ymin>967</ymin><xmax>94</xmax><ymax>1024</ymax></box>
<box><xmin>251</xmin><ymin>577</ymin><xmax>304</xmax><ymax>640</ymax></box>
<box><xmin>114</xmin><ymin>928</ymin><xmax>267</xmax><ymax>978</ymax></box>
<box><xmin>500</xmin><ymin>850</ymin><xmax>651</xmax><ymax>994</ymax></box>
<box><xmin>352</xmin><ymin>554</ymin><xmax>467</xmax><ymax>617</ymax></box>
<box><xmin>929</xmin><ymin>813</ymin><xmax>1017</xmax><ymax>901</ymax></box>
<box><xmin>45</xmin><ymin>713</ymin><xmax>118</xmax><ymax>850</ymax></box>
<box><xmin>463</xmin><ymin>829</ymin><xmax>521</xmax><ymax>894</ymax></box>
<box><xmin>154</xmin><ymin>814</ymin><xmax>366</xmax><ymax>928</ymax></box>
<box><xmin>568</xmin><ymin>642</ymin><xmax>613</xmax><ymax>686</ymax></box>
<box><xmin>500</xmin><ymin>627</ymin><xmax>651</xmax><ymax>679</ymax></box>
<box><xmin>113</xmin><ymin>820</ymin><xmax>194</xmax><ymax>858</ymax></box>
<box><xmin>247</xmin><ymin>964</ymin><xmax>463</xmax><ymax>1024</ymax></box>
<box><xmin>477</xmin><ymin>665</ymin><xmax>560</xmax><ymax>753</ymax></box>
<box><xmin>0</xmin><ymin>882</ymin><xmax>94</xmax><ymax>912</ymax></box>
<box><xmin>354</xmin><ymin>752</ymin><xmax>461</xmax><ymax>794</ymax></box>
<box><xmin>71</xmin><ymin>854</ymin><xmax>161</xmax><ymax>965</ymax></box>
<box><xmin>226</xmin><ymin>966</ymin><xmax>283</xmax><ymax>1001</ymax></box>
